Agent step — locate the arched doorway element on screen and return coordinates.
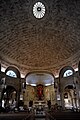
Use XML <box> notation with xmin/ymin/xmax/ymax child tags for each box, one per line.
<box><xmin>64</xmin><ymin>85</ymin><xmax>79</xmax><ymax>110</ymax></box>
<box><xmin>2</xmin><ymin>86</ymin><xmax>17</xmax><ymax>112</ymax></box>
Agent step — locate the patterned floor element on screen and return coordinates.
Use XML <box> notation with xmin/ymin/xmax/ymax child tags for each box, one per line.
<box><xmin>35</xmin><ymin>118</ymin><xmax>45</xmax><ymax>120</ymax></box>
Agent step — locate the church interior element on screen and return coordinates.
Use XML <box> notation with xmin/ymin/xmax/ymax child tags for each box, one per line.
<box><xmin>0</xmin><ymin>0</ymin><xmax>80</xmax><ymax>120</ymax></box>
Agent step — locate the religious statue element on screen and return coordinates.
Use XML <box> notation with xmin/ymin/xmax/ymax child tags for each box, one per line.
<box><xmin>37</xmin><ymin>84</ymin><xmax>43</xmax><ymax>100</ymax></box>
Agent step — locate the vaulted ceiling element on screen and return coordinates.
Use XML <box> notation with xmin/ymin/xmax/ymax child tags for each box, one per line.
<box><xmin>0</xmin><ymin>0</ymin><xmax>80</xmax><ymax>76</ymax></box>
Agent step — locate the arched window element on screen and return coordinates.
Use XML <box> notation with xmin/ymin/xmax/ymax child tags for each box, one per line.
<box><xmin>63</xmin><ymin>70</ymin><xmax>73</xmax><ymax>77</ymax></box>
<box><xmin>6</xmin><ymin>70</ymin><xmax>17</xmax><ymax>78</ymax></box>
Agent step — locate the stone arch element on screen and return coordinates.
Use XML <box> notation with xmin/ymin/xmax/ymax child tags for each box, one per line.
<box><xmin>63</xmin><ymin>84</ymin><xmax>74</xmax><ymax>91</ymax></box>
<box><xmin>1</xmin><ymin>85</ymin><xmax>18</xmax><ymax>111</ymax></box>
<box><xmin>25</xmin><ymin>71</ymin><xmax>55</xmax><ymax>106</ymax></box>
<box><xmin>59</xmin><ymin>66</ymin><xmax>75</xmax><ymax>79</ymax></box>
<box><xmin>63</xmin><ymin>84</ymin><xmax>77</xmax><ymax>110</ymax></box>
<box><xmin>2</xmin><ymin>85</ymin><xmax>17</xmax><ymax>98</ymax></box>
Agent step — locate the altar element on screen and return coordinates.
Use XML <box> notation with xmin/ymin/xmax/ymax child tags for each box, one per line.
<box><xmin>33</xmin><ymin>101</ymin><xmax>48</xmax><ymax>109</ymax></box>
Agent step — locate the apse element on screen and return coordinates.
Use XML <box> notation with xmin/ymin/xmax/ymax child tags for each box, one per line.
<box><xmin>26</xmin><ymin>72</ymin><xmax>54</xmax><ymax>86</ymax></box>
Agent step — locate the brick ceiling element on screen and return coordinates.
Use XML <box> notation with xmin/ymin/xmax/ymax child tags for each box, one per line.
<box><xmin>0</xmin><ymin>0</ymin><xmax>80</xmax><ymax>75</ymax></box>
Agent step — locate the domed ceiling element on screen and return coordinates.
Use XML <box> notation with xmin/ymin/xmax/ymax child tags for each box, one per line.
<box><xmin>0</xmin><ymin>0</ymin><xmax>80</xmax><ymax>76</ymax></box>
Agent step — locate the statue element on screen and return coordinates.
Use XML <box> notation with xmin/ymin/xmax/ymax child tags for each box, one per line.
<box><xmin>37</xmin><ymin>85</ymin><xmax>43</xmax><ymax>100</ymax></box>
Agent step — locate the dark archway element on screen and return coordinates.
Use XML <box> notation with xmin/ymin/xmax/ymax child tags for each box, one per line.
<box><xmin>2</xmin><ymin>86</ymin><xmax>17</xmax><ymax>112</ymax></box>
<box><xmin>64</xmin><ymin>85</ymin><xmax>78</xmax><ymax>110</ymax></box>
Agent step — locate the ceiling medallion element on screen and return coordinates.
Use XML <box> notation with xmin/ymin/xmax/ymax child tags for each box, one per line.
<box><xmin>33</xmin><ymin>2</ymin><xmax>46</xmax><ymax>19</ymax></box>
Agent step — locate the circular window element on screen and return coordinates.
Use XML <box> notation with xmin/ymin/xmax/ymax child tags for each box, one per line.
<box><xmin>33</xmin><ymin>2</ymin><xmax>46</xmax><ymax>19</ymax></box>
